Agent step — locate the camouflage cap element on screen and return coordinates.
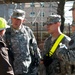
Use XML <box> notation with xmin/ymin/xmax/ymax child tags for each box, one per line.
<box><xmin>69</xmin><ymin>1</ymin><xmax>75</xmax><ymax>11</ymax></box>
<box><xmin>45</xmin><ymin>15</ymin><xmax>61</xmax><ymax>25</ymax></box>
<box><xmin>11</xmin><ymin>9</ymin><xmax>25</xmax><ymax>20</ymax></box>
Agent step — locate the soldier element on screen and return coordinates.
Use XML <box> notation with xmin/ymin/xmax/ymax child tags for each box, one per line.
<box><xmin>43</xmin><ymin>15</ymin><xmax>72</xmax><ymax>75</ymax></box>
<box><xmin>69</xmin><ymin>1</ymin><xmax>75</xmax><ymax>34</ymax></box>
<box><xmin>69</xmin><ymin>1</ymin><xmax>75</xmax><ymax>23</ymax></box>
<box><xmin>65</xmin><ymin>1</ymin><xmax>75</xmax><ymax>74</ymax></box>
<box><xmin>0</xmin><ymin>17</ymin><xmax>14</xmax><ymax>75</ymax></box>
<box><xmin>5</xmin><ymin>9</ymin><xmax>42</xmax><ymax>75</ymax></box>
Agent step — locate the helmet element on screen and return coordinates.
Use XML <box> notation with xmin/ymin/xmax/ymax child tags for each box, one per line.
<box><xmin>0</xmin><ymin>17</ymin><xmax>7</xmax><ymax>31</ymax></box>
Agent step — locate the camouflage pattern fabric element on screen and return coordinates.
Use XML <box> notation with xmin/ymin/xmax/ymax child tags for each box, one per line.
<box><xmin>6</xmin><ymin>25</ymin><xmax>41</xmax><ymax>75</ymax></box>
<box><xmin>43</xmin><ymin>34</ymin><xmax>75</xmax><ymax>75</ymax></box>
<box><xmin>68</xmin><ymin>32</ymin><xmax>75</xmax><ymax>64</ymax></box>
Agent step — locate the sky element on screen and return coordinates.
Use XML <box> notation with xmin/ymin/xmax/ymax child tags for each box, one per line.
<box><xmin>64</xmin><ymin>1</ymin><xmax>74</xmax><ymax>24</ymax></box>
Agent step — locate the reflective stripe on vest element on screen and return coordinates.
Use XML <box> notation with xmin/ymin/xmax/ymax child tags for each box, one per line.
<box><xmin>46</xmin><ymin>34</ymin><xmax>65</xmax><ymax>57</ymax></box>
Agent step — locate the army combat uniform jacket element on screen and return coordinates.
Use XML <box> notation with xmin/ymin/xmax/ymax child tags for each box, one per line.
<box><xmin>43</xmin><ymin>34</ymin><xmax>73</xmax><ymax>75</ymax></box>
<box><xmin>6</xmin><ymin>25</ymin><xmax>41</xmax><ymax>75</ymax></box>
<box><xmin>0</xmin><ymin>36</ymin><xmax>14</xmax><ymax>75</ymax></box>
<box><xmin>65</xmin><ymin>32</ymin><xmax>75</xmax><ymax>75</ymax></box>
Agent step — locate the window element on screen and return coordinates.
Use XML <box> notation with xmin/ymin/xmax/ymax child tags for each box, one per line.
<box><xmin>40</xmin><ymin>12</ymin><xmax>44</xmax><ymax>17</ymax></box>
<box><xmin>40</xmin><ymin>2</ymin><xmax>44</xmax><ymax>7</ymax></box>
<box><xmin>30</xmin><ymin>3</ymin><xmax>35</xmax><ymax>7</ymax></box>
<box><xmin>30</xmin><ymin>12</ymin><xmax>35</xmax><ymax>17</ymax></box>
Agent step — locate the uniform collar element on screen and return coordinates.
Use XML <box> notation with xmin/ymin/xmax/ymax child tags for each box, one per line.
<box><xmin>11</xmin><ymin>25</ymin><xmax>25</xmax><ymax>34</ymax></box>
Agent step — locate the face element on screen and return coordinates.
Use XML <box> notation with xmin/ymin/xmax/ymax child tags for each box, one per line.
<box><xmin>11</xmin><ymin>18</ymin><xmax>24</xmax><ymax>29</ymax></box>
<box><xmin>46</xmin><ymin>23</ymin><xmax>58</xmax><ymax>34</ymax></box>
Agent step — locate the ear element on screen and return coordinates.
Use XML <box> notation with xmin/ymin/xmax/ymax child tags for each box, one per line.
<box><xmin>57</xmin><ymin>22</ymin><xmax>61</xmax><ymax>26</ymax></box>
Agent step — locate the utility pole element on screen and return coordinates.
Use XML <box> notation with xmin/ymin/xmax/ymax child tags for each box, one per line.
<box><xmin>40</xmin><ymin>2</ymin><xmax>44</xmax><ymax>42</ymax></box>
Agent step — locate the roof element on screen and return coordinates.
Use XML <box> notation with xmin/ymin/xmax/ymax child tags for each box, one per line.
<box><xmin>0</xmin><ymin>0</ymin><xmax>74</xmax><ymax>3</ymax></box>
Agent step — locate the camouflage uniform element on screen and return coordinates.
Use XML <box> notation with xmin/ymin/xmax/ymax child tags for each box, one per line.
<box><xmin>6</xmin><ymin>25</ymin><xmax>41</xmax><ymax>75</ymax></box>
<box><xmin>66</xmin><ymin>32</ymin><xmax>75</xmax><ymax>75</ymax></box>
<box><xmin>67</xmin><ymin>1</ymin><xmax>75</xmax><ymax>75</ymax></box>
<box><xmin>0</xmin><ymin>36</ymin><xmax>14</xmax><ymax>75</ymax></box>
<box><xmin>43</xmin><ymin>34</ymin><xmax>73</xmax><ymax>75</ymax></box>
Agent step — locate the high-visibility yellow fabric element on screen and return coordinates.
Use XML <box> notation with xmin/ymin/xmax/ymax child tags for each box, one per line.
<box><xmin>0</xmin><ymin>17</ymin><xmax>7</xmax><ymax>30</ymax></box>
<box><xmin>46</xmin><ymin>34</ymin><xmax>65</xmax><ymax>57</ymax></box>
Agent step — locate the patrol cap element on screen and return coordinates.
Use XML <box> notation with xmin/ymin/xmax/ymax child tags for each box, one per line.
<box><xmin>11</xmin><ymin>9</ymin><xmax>25</xmax><ymax>20</ymax></box>
<box><xmin>45</xmin><ymin>15</ymin><xmax>61</xmax><ymax>25</ymax></box>
<box><xmin>0</xmin><ymin>17</ymin><xmax>7</xmax><ymax>31</ymax></box>
<box><xmin>69</xmin><ymin>1</ymin><xmax>75</xmax><ymax>11</ymax></box>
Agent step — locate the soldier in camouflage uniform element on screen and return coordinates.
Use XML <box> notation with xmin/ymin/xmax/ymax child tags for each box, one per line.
<box><xmin>0</xmin><ymin>17</ymin><xmax>14</xmax><ymax>75</ymax></box>
<box><xmin>66</xmin><ymin>1</ymin><xmax>75</xmax><ymax>75</ymax></box>
<box><xmin>5</xmin><ymin>9</ymin><xmax>41</xmax><ymax>75</ymax></box>
<box><xmin>43</xmin><ymin>15</ymin><xmax>72</xmax><ymax>75</ymax></box>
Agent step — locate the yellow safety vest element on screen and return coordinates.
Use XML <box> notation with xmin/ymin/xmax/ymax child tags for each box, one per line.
<box><xmin>46</xmin><ymin>34</ymin><xmax>65</xmax><ymax>57</ymax></box>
